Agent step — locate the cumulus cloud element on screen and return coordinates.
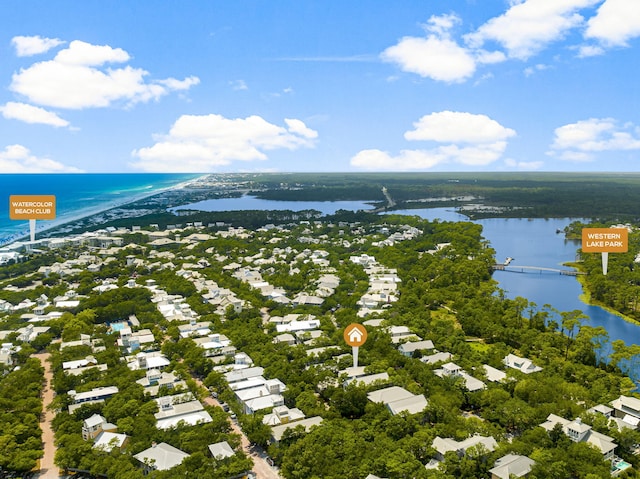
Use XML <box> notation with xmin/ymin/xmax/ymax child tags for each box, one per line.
<box><xmin>351</xmin><ymin>111</ymin><xmax>515</xmax><ymax>170</ymax></box>
<box><xmin>382</xmin><ymin>1</ymin><xmax>638</xmax><ymax>83</ymax></box>
<box><xmin>0</xmin><ymin>102</ymin><xmax>69</xmax><ymax>127</ymax></box>
<box><xmin>381</xmin><ymin>14</ymin><xmax>477</xmax><ymax>83</ymax></box>
<box><xmin>131</xmin><ymin>113</ymin><xmax>318</xmax><ymax>172</ymax></box>
<box><xmin>11</xmin><ymin>35</ymin><xmax>64</xmax><ymax>56</ymax></box>
<box><xmin>465</xmin><ymin>0</ymin><xmax>600</xmax><ymax>60</ymax></box>
<box><xmin>405</xmin><ymin>111</ymin><xmax>516</xmax><ymax>143</ymax></box>
<box><xmin>549</xmin><ymin>117</ymin><xmax>640</xmax><ymax>161</ymax></box>
<box><xmin>584</xmin><ymin>0</ymin><xmax>640</xmax><ymax>47</ymax></box>
<box><xmin>10</xmin><ymin>39</ymin><xmax>199</xmax><ymax>110</ymax></box>
<box><xmin>0</xmin><ymin>144</ymin><xmax>83</xmax><ymax>173</ymax></box>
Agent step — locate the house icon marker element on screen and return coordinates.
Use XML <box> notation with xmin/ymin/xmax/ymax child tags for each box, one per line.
<box><xmin>344</xmin><ymin>323</ymin><xmax>367</xmax><ymax>346</ymax></box>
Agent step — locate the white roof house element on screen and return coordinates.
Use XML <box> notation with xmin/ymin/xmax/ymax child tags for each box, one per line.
<box><xmin>208</xmin><ymin>441</ymin><xmax>235</xmax><ymax>460</ymax></box>
<box><xmin>93</xmin><ymin>431</ymin><xmax>128</xmax><ymax>452</ymax></box>
<box><xmin>134</xmin><ymin>442</ymin><xmax>189</xmax><ymax>472</ymax></box>
<box><xmin>154</xmin><ymin>394</ymin><xmax>213</xmax><ymax>430</ymax></box>
<box><xmin>540</xmin><ymin>414</ymin><xmax>617</xmax><ymax>460</ymax></box>
<box><xmin>503</xmin><ymin>354</ymin><xmax>542</xmax><ymax>374</ymax></box>
<box><xmin>270</xmin><ymin>416</ymin><xmax>324</xmax><ymax>442</ymax></box>
<box><xmin>611</xmin><ymin>395</ymin><xmax>640</xmax><ymax>424</ymax></box>
<box><xmin>432</xmin><ymin>435</ymin><xmax>498</xmax><ymax>460</ymax></box>
<box><xmin>398</xmin><ymin>340</ymin><xmax>434</xmax><ymax>357</ymax></box>
<box><xmin>367</xmin><ymin>386</ymin><xmax>428</xmax><ymax>416</ymax></box>
<box><xmin>489</xmin><ymin>454</ymin><xmax>535</xmax><ymax>479</ymax></box>
<box><xmin>483</xmin><ymin>364</ymin><xmax>507</xmax><ymax>382</ymax></box>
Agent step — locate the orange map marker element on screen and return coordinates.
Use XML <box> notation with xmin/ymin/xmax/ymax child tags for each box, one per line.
<box><xmin>344</xmin><ymin>323</ymin><xmax>367</xmax><ymax>367</ymax></box>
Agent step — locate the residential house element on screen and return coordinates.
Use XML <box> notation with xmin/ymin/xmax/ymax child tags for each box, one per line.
<box><xmin>63</xmin><ymin>356</ymin><xmax>108</xmax><ymax>376</ymax></box>
<box><xmin>92</xmin><ymin>431</ymin><xmax>129</xmax><ymax>452</ymax></box>
<box><xmin>127</xmin><ymin>351</ymin><xmax>170</xmax><ymax>371</ymax></box>
<box><xmin>367</xmin><ymin>386</ymin><xmax>428</xmax><ymax>416</ymax></box>
<box><xmin>503</xmin><ymin>354</ymin><xmax>542</xmax><ymax>374</ymax></box>
<box><xmin>154</xmin><ymin>393</ymin><xmax>213</xmax><ymax>430</ymax></box>
<box><xmin>432</xmin><ymin>435</ymin><xmax>498</xmax><ymax>461</ymax></box>
<box><xmin>270</xmin><ymin>416</ymin><xmax>324</xmax><ymax>443</ymax></box>
<box><xmin>82</xmin><ymin>414</ymin><xmax>117</xmax><ymax>440</ymax></box>
<box><xmin>421</xmin><ymin>351</ymin><xmax>453</xmax><ymax>365</ymax></box>
<box><xmin>489</xmin><ymin>454</ymin><xmax>535</xmax><ymax>479</ymax></box>
<box><xmin>389</xmin><ymin>326</ymin><xmax>421</xmax><ymax>344</ymax></box>
<box><xmin>611</xmin><ymin>395</ymin><xmax>640</xmax><ymax>429</ymax></box>
<box><xmin>134</xmin><ymin>442</ymin><xmax>189</xmax><ymax>473</ymax></box>
<box><xmin>68</xmin><ymin>386</ymin><xmax>119</xmax><ymax>413</ymax></box>
<box><xmin>398</xmin><ymin>339</ymin><xmax>435</xmax><ymax>357</ymax></box>
<box><xmin>136</xmin><ymin>369</ymin><xmax>186</xmax><ymax>396</ymax></box>
<box><xmin>263</xmin><ymin>405</ymin><xmax>306</xmax><ymax>426</ymax></box>
<box><xmin>434</xmin><ymin>362</ymin><xmax>486</xmax><ymax>392</ymax></box>
<box><xmin>483</xmin><ymin>364</ymin><xmax>508</xmax><ymax>383</ymax></box>
<box><xmin>540</xmin><ymin>414</ymin><xmax>617</xmax><ymax>461</ymax></box>
<box><xmin>208</xmin><ymin>441</ymin><xmax>235</xmax><ymax>460</ymax></box>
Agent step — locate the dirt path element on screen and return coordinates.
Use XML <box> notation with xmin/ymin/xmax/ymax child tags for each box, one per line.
<box><xmin>33</xmin><ymin>352</ymin><xmax>61</xmax><ymax>479</ymax></box>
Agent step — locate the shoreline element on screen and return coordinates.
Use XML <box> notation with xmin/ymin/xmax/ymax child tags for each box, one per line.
<box><xmin>1</xmin><ymin>174</ymin><xmax>209</xmax><ymax>247</ymax></box>
<box><xmin>566</xmin><ymin>261</ymin><xmax>640</xmax><ymax>326</ymax></box>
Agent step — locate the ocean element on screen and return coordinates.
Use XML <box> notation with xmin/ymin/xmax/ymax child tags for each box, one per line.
<box><xmin>0</xmin><ymin>173</ymin><xmax>200</xmax><ymax>245</ymax></box>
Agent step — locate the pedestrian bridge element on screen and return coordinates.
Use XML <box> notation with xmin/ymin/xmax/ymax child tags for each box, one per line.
<box><xmin>492</xmin><ymin>264</ymin><xmax>585</xmax><ymax>276</ymax></box>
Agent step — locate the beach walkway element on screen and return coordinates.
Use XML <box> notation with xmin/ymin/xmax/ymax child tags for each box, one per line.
<box><xmin>33</xmin><ymin>352</ymin><xmax>61</xmax><ymax>479</ymax></box>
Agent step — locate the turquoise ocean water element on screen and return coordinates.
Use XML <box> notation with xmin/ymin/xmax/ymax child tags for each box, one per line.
<box><xmin>0</xmin><ymin>174</ymin><xmax>199</xmax><ymax>245</ymax></box>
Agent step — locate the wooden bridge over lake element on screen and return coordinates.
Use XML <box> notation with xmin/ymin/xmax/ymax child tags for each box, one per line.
<box><xmin>492</xmin><ymin>264</ymin><xmax>586</xmax><ymax>276</ymax></box>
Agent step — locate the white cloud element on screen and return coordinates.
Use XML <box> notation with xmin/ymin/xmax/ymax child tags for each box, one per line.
<box><xmin>524</xmin><ymin>63</ymin><xmax>550</xmax><ymax>76</ymax></box>
<box><xmin>0</xmin><ymin>102</ymin><xmax>69</xmax><ymax>127</ymax></box>
<box><xmin>229</xmin><ymin>79</ymin><xmax>248</xmax><ymax>91</ymax></box>
<box><xmin>156</xmin><ymin>76</ymin><xmax>201</xmax><ymax>91</ymax></box>
<box><xmin>504</xmin><ymin>158</ymin><xmax>544</xmax><ymax>169</ymax></box>
<box><xmin>381</xmin><ymin>14</ymin><xmax>477</xmax><ymax>83</ymax></box>
<box><xmin>350</xmin><ymin>143</ymin><xmax>509</xmax><ymax>170</ymax></box>
<box><xmin>351</xmin><ymin>149</ymin><xmax>445</xmax><ymax>170</ymax></box>
<box><xmin>584</xmin><ymin>0</ymin><xmax>640</xmax><ymax>47</ymax></box>
<box><xmin>405</xmin><ymin>111</ymin><xmax>516</xmax><ymax>143</ymax></box>
<box><xmin>10</xmin><ymin>40</ymin><xmax>199</xmax><ymax>109</ymax></box>
<box><xmin>351</xmin><ymin>111</ymin><xmax>515</xmax><ymax>170</ymax></box>
<box><xmin>131</xmin><ymin>113</ymin><xmax>318</xmax><ymax>172</ymax></box>
<box><xmin>11</xmin><ymin>35</ymin><xmax>64</xmax><ymax>56</ymax></box>
<box><xmin>576</xmin><ymin>44</ymin><xmax>605</xmax><ymax>57</ymax></box>
<box><xmin>54</xmin><ymin>40</ymin><xmax>129</xmax><ymax>65</ymax></box>
<box><xmin>465</xmin><ymin>0</ymin><xmax>600</xmax><ymax>60</ymax></box>
<box><xmin>549</xmin><ymin>117</ymin><xmax>640</xmax><ymax>161</ymax></box>
<box><xmin>0</xmin><ymin>144</ymin><xmax>82</xmax><ymax>173</ymax></box>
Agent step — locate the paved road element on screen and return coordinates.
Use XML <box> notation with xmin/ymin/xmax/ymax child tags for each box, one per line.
<box><xmin>33</xmin><ymin>352</ymin><xmax>61</xmax><ymax>479</ymax></box>
<box><xmin>198</xmin><ymin>382</ymin><xmax>282</xmax><ymax>479</ymax></box>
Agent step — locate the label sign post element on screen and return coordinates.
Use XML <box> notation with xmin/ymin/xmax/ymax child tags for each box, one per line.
<box><xmin>9</xmin><ymin>195</ymin><xmax>56</xmax><ymax>242</ymax></box>
<box><xmin>581</xmin><ymin>227</ymin><xmax>628</xmax><ymax>275</ymax></box>
<box><xmin>344</xmin><ymin>323</ymin><xmax>367</xmax><ymax>368</ymax></box>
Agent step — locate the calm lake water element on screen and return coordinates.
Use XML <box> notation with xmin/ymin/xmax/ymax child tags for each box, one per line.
<box><xmin>169</xmin><ymin>196</ymin><xmax>375</xmax><ymax>215</ymax></box>
<box><xmin>392</xmin><ymin>207</ymin><xmax>640</xmax><ymax>368</ymax></box>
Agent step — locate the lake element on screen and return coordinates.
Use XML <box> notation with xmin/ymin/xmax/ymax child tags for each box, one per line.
<box><xmin>391</xmin><ymin>207</ymin><xmax>640</xmax><ymax>372</ymax></box>
<box><xmin>169</xmin><ymin>195</ymin><xmax>375</xmax><ymax>215</ymax></box>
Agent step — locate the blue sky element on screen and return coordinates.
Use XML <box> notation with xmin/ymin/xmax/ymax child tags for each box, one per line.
<box><xmin>0</xmin><ymin>0</ymin><xmax>639</xmax><ymax>173</ymax></box>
